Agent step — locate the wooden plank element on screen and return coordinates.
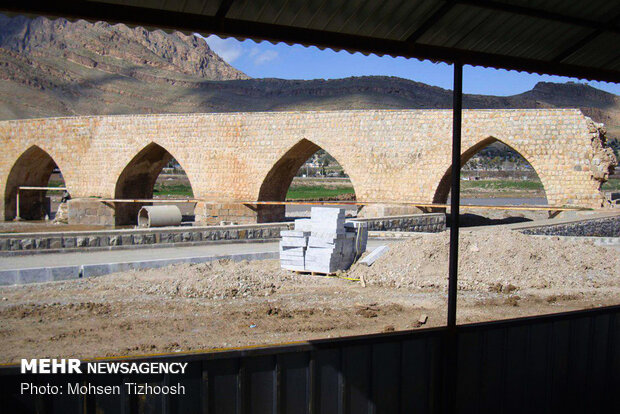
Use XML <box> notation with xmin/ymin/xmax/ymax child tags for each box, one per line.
<box><xmin>97</xmin><ymin>199</ymin><xmax>585</xmax><ymax>211</ymax></box>
<box><xmin>18</xmin><ymin>186</ymin><xmax>67</xmax><ymax>191</ymax></box>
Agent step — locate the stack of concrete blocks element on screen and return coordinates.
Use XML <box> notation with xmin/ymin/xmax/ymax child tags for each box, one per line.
<box><xmin>280</xmin><ymin>207</ymin><xmax>368</xmax><ymax>274</ymax></box>
<box><xmin>279</xmin><ymin>219</ymin><xmax>311</xmax><ymax>271</ymax></box>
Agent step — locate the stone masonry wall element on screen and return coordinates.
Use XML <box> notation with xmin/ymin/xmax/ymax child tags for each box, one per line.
<box><xmin>520</xmin><ymin>216</ymin><xmax>620</xmax><ymax>237</ymax></box>
<box><xmin>0</xmin><ymin>109</ymin><xmax>614</xmax><ymax>224</ymax></box>
<box><xmin>0</xmin><ymin>223</ymin><xmax>291</xmax><ymax>253</ymax></box>
<box><xmin>0</xmin><ymin>214</ymin><xmax>445</xmax><ymax>254</ymax></box>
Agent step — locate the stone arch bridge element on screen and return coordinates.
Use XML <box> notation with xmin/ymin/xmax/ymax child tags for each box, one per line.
<box><xmin>0</xmin><ymin>109</ymin><xmax>615</xmax><ymax>226</ymax></box>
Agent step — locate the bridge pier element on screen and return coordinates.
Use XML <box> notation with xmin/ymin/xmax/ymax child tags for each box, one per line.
<box><xmin>195</xmin><ymin>202</ymin><xmax>259</xmax><ymax>225</ymax></box>
<box><xmin>67</xmin><ymin>199</ymin><xmax>115</xmax><ymax>226</ymax></box>
<box><xmin>358</xmin><ymin>204</ymin><xmax>425</xmax><ymax>218</ymax></box>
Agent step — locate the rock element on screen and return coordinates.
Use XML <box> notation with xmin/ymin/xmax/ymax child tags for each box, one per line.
<box><xmin>53</xmin><ymin>202</ymin><xmax>69</xmax><ymax>224</ymax></box>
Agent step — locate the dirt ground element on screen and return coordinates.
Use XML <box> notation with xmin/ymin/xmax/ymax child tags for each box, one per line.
<box><xmin>0</xmin><ymin>230</ymin><xmax>617</xmax><ymax>364</ymax></box>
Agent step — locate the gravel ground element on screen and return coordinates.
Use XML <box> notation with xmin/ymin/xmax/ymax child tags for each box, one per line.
<box><xmin>0</xmin><ymin>229</ymin><xmax>617</xmax><ymax>363</ymax></box>
<box><xmin>349</xmin><ymin>229</ymin><xmax>619</xmax><ymax>291</ymax></box>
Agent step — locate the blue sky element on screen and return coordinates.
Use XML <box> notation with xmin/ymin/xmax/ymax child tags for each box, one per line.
<box><xmin>202</xmin><ymin>35</ymin><xmax>619</xmax><ymax>96</ymax></box>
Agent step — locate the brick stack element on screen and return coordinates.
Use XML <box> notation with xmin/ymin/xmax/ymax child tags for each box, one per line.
<box><xmin>280</xmin><ymin>207</ymin><xmax>368</xmax><ymax>274</ymax></box>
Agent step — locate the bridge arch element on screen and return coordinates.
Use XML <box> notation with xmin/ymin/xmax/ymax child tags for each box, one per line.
<box><xmin>114</xmin><ymin>142</ymin><xmax>195</xmax><ymax>225</ymax></box>
<box><xmin>256</xmin><ymin>138</ymin><xmax>357</xmax><ymax>222</ymax></box>
<box><xmin>4</xmin><ymin>145</ymin><xmax>68</xmax><ymax>221</ymax></box>
<box><xmin>432</xmin><ymin>136</ymin><xmax>548</xmax><ymax>205</ymax></box>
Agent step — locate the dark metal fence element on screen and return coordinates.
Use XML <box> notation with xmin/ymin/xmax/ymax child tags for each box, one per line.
<box><xmin>2</xmin><ymin>305</ymin><xmax>618</xmax><ymax>413</ymax></box>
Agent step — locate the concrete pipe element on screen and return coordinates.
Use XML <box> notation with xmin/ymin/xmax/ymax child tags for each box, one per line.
<box><xmin>137</xmin><ymin>205</ymin><xmax>182</xmax><ymax>228</ymax></box>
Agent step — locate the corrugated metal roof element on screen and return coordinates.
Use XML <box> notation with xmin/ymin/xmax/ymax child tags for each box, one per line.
<box><xmin>2</xmin><ymin>0</ymin><xmax>619</xmax><ymax>82</ymax></box>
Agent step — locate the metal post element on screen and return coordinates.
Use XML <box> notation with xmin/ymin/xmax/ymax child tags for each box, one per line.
<box><xmin>15</xmin><ymin>189</ymin><xmax>21</xmax><ymax>221</ymax></box>
<box><xmin>444</xmin><ymin>61</ymin><xmax>463</xmax><ymax>414</ymax></box>
<box><xmin>447</xmin><ymin>62</ymin><xmax>463</xmax><ymax>328</ymax></box>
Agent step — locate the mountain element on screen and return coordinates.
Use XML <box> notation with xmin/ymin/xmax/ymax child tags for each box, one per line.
<box><xmin>0</xmin><ymin>13</ymin><xmax>618</xmax><ymax>139</ymax></box>
<box><xmin>0</xmin><ymin>14</ymin><xmax>248</xmax><ymax>119</ymax></box>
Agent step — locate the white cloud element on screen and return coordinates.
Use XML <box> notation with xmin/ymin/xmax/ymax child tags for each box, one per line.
<box><xmin>251</xmin><ymin>49</ymin><xmax>278</xmax><ymax>65</ymax></box>
<box><xmin>203</xmin><ymin>35</ymin><xmax>244</xmax><ymax>63</ymax></box>
<box><xmin>195</xmin><ymin>34</ymin><xmax>280</xmax><ymax>67</ymax></box>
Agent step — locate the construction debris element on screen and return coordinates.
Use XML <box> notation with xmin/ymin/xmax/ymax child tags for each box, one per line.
<box><xmin>280</xmin><ymin>207</ymin><xmax>368</xmax><ymax>273</ymax></box>
<box><xmin>359</xmin><ymin>245</ymin><xmax>389</xmax><ymax>266</ymax></box>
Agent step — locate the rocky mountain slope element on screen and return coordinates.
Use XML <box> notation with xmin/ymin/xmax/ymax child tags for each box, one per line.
<box><xmin>0</xmin><ymin>13</ymin><xmax>618</xmax><ymax>138</ymax></box>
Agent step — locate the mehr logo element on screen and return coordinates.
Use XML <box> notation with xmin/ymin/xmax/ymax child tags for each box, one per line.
<box><xmin>21</xmin><ymin>359</ymin><xmax>82</xmax><ymax>374</ymax></box>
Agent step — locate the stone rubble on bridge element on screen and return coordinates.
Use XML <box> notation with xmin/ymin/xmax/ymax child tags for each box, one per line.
<box><xmin>280</xmin><ymin>207</ymin><xmax>368</xmax><ymax>274</ymax></box>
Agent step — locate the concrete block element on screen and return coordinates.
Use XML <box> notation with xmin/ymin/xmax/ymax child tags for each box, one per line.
<box><xmin>19</xmin><ymin>268</ymin><xmax>51</xmax><ymax>284</ymax></box>
<box><xmin>280</xmin><ymin>245</ymin><xmax>305</xmax><ymax>253</ymax></box>
<box><xmin>304</xmin><ymin>263</ymin><xmax>337</xmax><ymax>274</ymax></box>
<box><xmin>280</xmin><ymin>259</ymin><xmax>305</xmax><ymax>267</ymax></box>
<box><xmin>280</xmin><ymin>250</ymin><xmax>305</xmax><ymax>258</ymax></box>
<box><xmin>281</xmin><ymin>230</ymin><xmax>310</xmax><ymax>238</ymax></box>
<box><xmin>359</xmin><ymin>245</ymin><xmax>390</xmax><ymax>266</ymax></box>
<box><xmin>50</xmin><ymin>266</ymin><xmax>80</xmax><ymax>281</ymax></box>
<box><xmin>294</xmin><ymin>219</ymin><xmax>312</xmax><ymax>231</ymax></box>
<box><xmin>311</xmin><ymin>207</ymin><xmax>345</xmax><ymax>217</ymax></box>
<box><xmin>81</xmin><ymin>264</ymin><xmax>112</xmax><ymax>278</ymax></box>
<box><xmin>0</xmin><ymin>270</ymin><xmax>19</xmax><ymax>285</ymax></box>
<box><xmin>308</xmin><ymin>236</ymin><xmax>350</xmax><ymax>247</ymax></box>
<box><xmin>280</xmin><ymin>237</ymin><xmax>307</xmax><ymax>247</ymax></box>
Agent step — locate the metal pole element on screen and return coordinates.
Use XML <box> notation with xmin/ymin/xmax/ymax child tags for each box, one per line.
<box><xmin>15</xmin><ymin>189</ymin><xmax>20</xmax><ymax>221</ymax></box>
<box><xmin>444</xmin><ymin>61</ymin><xmax>463</xmax><ymax>414</ymax></box>
<box><xmin>447</xmin><ymin>62</ymin><xmax>463</xmax><ymax>328</ymax></box>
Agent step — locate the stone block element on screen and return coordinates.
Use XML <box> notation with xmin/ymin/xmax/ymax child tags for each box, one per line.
<box><xmin>0</xmin><ymin>270</ymin><xmax>19</xmax><ymax>285</ymax></box>
<box><xmin>49</xmin><ymin>238</ymin><xmax>62</xmax><ymax>249</ymax></box>
<box><xmin>19</xmin><ymin>268</ymin><xmax>51</xmax><ymax>284</ymax></box>
<box><xmin>181</xmin><ymin>232</ymin><xmax>192</xmax><ymax>242</ymax></box>
<box><xmin>50</xmin><ymin>266</ymin><xmax>80</xmax><ymax>281</ymax></box>
<box><xmin>81</xmin><ymin>264</ymin><xmax>112</xmax><ymax>278</ymax></box>
<box><xmin>281</xmin><ymin>237</ymin><xmax>307</xmax><ymax>247</ymax></box>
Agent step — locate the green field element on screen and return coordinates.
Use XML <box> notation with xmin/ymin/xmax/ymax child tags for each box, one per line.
<box><xmin>153</xmin><ymin>184</ymin><xmax>194</xmax><ymax>197</ymax></box>
<box><xmin>286</xmin><ymin>185</ymin><xmax>355</xmax><ymax>200</ymax></box>
<box><xmin>461</xmin><ymin>179</ymin><xmax>544</xmax><ymax>191</ymax></box>
<box><xmin>602</xmin><ymin>178</ymin><xmax>620</xmax><ymax>190</ymax></box>
<box><xmin>114</xmin><ymin>178</ymin><xmax>620</xmax><ymax>200</ymax></box>
<box><xmin>47</xmin><ymin>179</ymin><xmax>65</xmax><ymax>188</ymax></box>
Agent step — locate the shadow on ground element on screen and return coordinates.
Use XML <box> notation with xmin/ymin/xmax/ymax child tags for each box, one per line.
<box><xmin>448</xmin><ymin>213</ymin><xmax>533</xmax><ymax>228</ymax></box>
